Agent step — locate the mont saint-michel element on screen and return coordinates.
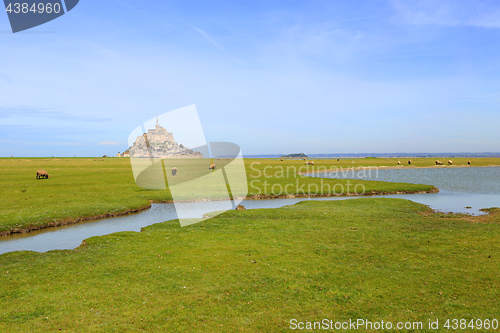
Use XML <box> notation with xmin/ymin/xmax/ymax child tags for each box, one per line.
<box><xmin>122</xmin><ymin>117</ymin><xmax>202</xmax><ymax>159</ymax></box>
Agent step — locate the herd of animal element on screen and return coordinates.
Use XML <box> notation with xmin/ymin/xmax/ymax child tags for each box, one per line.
<box><xmin>35</xmin><ymin>158</ymin><xmax>473</xmax><ymax>180</ymax></box>
<box><xmin>36</xmin><ymin>163</ymin><xmax>219</xmax><ymax>180</ymax></box>
<box><xmin>278</xmin><ymin>158</ymin><xmax>469</xmax><ymax>167</ymax></box>
<box><xmin>169</xmin><ymin>164</ymin><xmax>216</xmax><ymax>175</ymax></box>
<box><xmin>280</xmin><ymin>158</ymin><xmax>471</xmax><ymax>167</ymax></box>
<box><xmin>395</xmin><ymin>160</ymin><xmax>470</xmax><ymax>166</ymax></box>
<box><xmin>169</xmin><ymin>164</ymin><xmax>216</xmax><ymax>176</ymax></box>
<box><xmin>279</xmin><ymin>158</ymin><xmax>315</xmax><ymax>165</ymax></box>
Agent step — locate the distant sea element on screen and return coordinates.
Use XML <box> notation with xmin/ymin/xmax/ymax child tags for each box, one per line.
<box><xmin>244</xmin><ymin>152</ymin><xmax>500</xmax><ymax>158</ymax></box>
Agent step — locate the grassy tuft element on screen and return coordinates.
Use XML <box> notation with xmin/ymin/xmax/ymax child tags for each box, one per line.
<box><xmin>0</xmin><ymin>198</ymin><xmax>498</xmax><ymax>332</ymax></box>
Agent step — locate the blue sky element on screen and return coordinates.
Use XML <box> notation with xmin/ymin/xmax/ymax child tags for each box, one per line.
<box><xmin>1</xmin><ymin>0</ymin><xmax>500</xmax><ymax>156</ymax></box>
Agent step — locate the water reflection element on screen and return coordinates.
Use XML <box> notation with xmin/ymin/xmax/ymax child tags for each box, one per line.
<box><xmin>314</xmin><ymin>166</ymin><xmax>500</xmax><ymax>215</ymax></box>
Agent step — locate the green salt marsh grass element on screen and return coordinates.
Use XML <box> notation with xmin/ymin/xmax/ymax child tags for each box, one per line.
<box><xmin>0</xmin><ymin>198</ymin><xmax>498</xmax><ymax>332</ymax></box>
<box><xmin>0</xmin><ymin>157</ymin><xmax>442</xmax><ymax>233</ymax></box>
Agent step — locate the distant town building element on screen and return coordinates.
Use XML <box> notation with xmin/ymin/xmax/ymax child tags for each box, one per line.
<box><xmin>117</xmin><ymin>116</ymin><xmax>202</xmax><ymax>159</ymax></box>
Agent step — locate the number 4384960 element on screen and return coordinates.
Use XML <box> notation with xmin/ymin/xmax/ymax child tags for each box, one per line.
<box><xmin>5</xmin><ymin>2</ymin><xmax>62</xmax><ymax>14</ymax></box>
<box><xmin>444</xmin><ymin>319</ymin><xmax>498</xmax><ymax>330</ymax></box>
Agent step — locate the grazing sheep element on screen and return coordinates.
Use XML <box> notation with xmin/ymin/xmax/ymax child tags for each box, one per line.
<box><xmin>36</xmin><ymin>170</ymin><xmax>49</xmax><ymax>179</ymax></box>
<box><xmin>435</xmin><ymin>160</ymin><xmax>443</xmax><ymax>165</ymax></box>
<box><xmin>468</xmin><ymin>160</ymin><xmax>471</xmax><ymax>165</ymax></box>
<box><xmin>397</xmin><ymin>161</ymin><xmax>401</xmax><ymax>165</ymax></box>
<box><xmin>448</xmin><ymin>160</ymin><xmax>453</xmax><ymax>165</ymax></box>
<box><xmin>171</xmin><ymin>167</ymin><xmax>177</xmax><ymax>176</ymax></box>
<box><xmin>408</xmin><ymin>160</ymin><xmax>412</xmax><ymax>165</ymax></box>
<box><xmin>209</xmin><ymin>164</ymin><xmax>216</xmax><ymax>170</ymax></box>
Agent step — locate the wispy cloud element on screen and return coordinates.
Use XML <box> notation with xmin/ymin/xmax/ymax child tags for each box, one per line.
<box><xmin>191</xmin><ymin>26</ymin><xmax>226</xmax><ymax>51</ymax></box>
<box><xmin>97</xmin><ymin>141</ymin><xmax>120</xmax><ymax>145</ymax></box>
<box><xmin>0</xmin><ymin>139</ymin><xmax>87</xmax><ymax>146</ymax></box>
<box><xmin>391</xmin><ymin>0</ymin><xmax>500</xmax><ymax>28</ymax></box>
<box><xmin>0</xmin><ymin>107</ymin><xmax>111</xmax><ymax>122</ymax></box>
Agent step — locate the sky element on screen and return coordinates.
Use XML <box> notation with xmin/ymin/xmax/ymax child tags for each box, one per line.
<box><xmin>1</xmin><ymin>0</ymin><xmax>500</xmax><ymax>157</ymax></box>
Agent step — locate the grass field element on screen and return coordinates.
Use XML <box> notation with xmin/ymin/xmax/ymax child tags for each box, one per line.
<box><xmin>0</xmin><ymin>156</ymin><xmax>456</xmax><ymax>234</ymax></box>
<box><xmin>0</xmin><ymin>198</ymin><xmax>498</xmax><ymax>332</ymax></box>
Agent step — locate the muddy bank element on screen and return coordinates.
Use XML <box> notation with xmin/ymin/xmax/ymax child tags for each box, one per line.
<box><xmin>0</xmin><ymin>203</ymin><xmax>152</xmax><ymax>237</ymax></box>
<box><xmin>243</xmin><ymin>188</ymin><xmax>439</xmax><ymax>200</ymax></box>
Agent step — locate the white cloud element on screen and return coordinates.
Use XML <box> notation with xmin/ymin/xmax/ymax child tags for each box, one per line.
<box><xmin>0</xmin><ymin>107</ymin><xmax>111</xmax><ymax>122</ymax></box>
<box><xmin>98</xmin><ymin>142</ymin><xmax>120</xmax><ymax>145</ymax></box>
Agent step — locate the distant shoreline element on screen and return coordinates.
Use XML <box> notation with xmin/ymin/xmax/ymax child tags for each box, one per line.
<box><xmin>245</xmin><ymin>153</ymin><xmax>500</xmax><ymax>159</ymax></box>
<box><xmin>3</xmin><ymin>154</ymin><xmax>500</xmax><ymax>159</ymax></box>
